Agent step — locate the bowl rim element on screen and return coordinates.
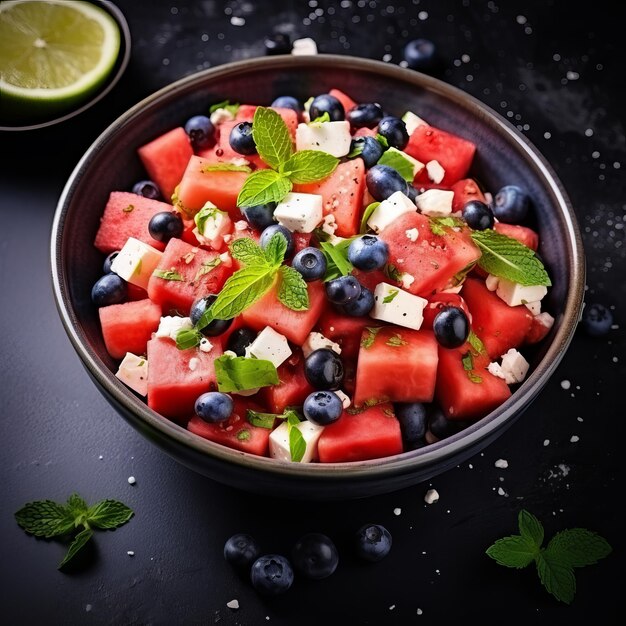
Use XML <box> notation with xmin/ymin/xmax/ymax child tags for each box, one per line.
<box><xmin>0</xmin><ymin>0</ymin><xmax>132</xmax><ymax>132</ymax></box>
<box><xmin>50</xmin><ymin>53</ymin><xmax>585</xmax><ymax>480</ymax></box>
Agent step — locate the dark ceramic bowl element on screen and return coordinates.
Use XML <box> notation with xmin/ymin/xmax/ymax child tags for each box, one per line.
<box><xmin>51</xmin><ymin>55</ymin><xmax>584</xmax><ymax>499</ymax></box>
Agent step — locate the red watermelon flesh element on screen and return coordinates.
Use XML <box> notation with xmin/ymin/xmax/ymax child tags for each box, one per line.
<box><xmin>328</xmin><ymin>88</ymin><xmax>358</xmax><ymax>115</ymax></box>
<box><xmin>260</xmin><ymin>349</ymin><xmax>315</xmax><ymax>414</ymax></box>
<box><xmin>235</xmin><ymin>105</ymin><xmax>299</xmax><ymax>139</ymax></box>
<box><xmin>494</xmin><ymin>222</ymin><xmax>539</xmax><ymax>251</ymax></box>
<box><xmin>316</xmin><ymin>308</ymin><xmax>378</xmax><ymax>361</ymax></box>
<box><xmin>198</xmin><ymin>120</ymin><xmax>268</xmax><ymax>170</ymax></box>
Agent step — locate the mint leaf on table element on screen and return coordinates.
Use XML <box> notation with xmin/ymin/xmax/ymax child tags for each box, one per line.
<box><xmin>236</xmin><ymin>169</ymin><xmax>293</xmax><ymax>208</ymax></box>
<box><xmin>280</xmin><ymin>150</ymin><xmax>338</xmax><ymax>184</ymax></box>
<box><xmin>486</xmin><ymin>509</ymin><xmax>612</xmax><ymax>604</ymax></box>
<box><xmin>471</xmin><ymin>229</ymin><xmax>551</xmax><ymax>286</ymax></box>
<box><xmin>378</xmin><ymin>149</ymin><xmax>415</xmax><ymax>182</ymax></box>
<box><xmin>278</xmin><ymin>265</ymin><xmax>310</xmax><ymax>311</ymax></box>
<box><xmin>252</xmin><ymin>106</ymin><xmax>294</xmax><ymax>170</ymax></box>
<box><xmin>214</xmin><ymin>354</ymin><xmax>279</xmax><ymax>392</ymax></box>
<box><xmin>15</xmin><ymin>495</ymin><xmax>134</xmax><ymax>569</ymax></box>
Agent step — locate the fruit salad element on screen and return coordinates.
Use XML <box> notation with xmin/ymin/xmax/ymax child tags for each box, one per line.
<box><xmin>91</xmin><ymin>88</ymin><xmax>554</xmax><ymax>463</ymax></box>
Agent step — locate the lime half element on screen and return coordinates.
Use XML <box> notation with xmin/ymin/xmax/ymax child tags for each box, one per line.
<box><xmin>0</xmin><ymin>0</ymin><xmax>121</xmax><ymax>121</ymax></box>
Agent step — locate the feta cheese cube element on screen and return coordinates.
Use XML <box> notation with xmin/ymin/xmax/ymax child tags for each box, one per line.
<box><xmin>115</xmin><ymin>352</ymin><xmax>148</xmax><ymax>396</ymax></box>
<box><xmin>295</xmin><ymin>120</ymin><xmax>352</xmax><ymax>157</ymax></box>
<box><xmin>291</xmin><ymin>37</ymin><xmax>318</xmax><ymax>55</ymax></box>
<box><xmin>426</xmin><ymin>159</ymin><xmax>445</xmax><ymax>184</ymax></box>
<box><xmin>193</xmin><ymin>202</ymin><xmax>232</xmax><ymax>247</ymax></box>
<box><xmin>246</xmin><ymin>327</ymin><xmax>292</xmax><ymax>368</ymax></box>
<box><xmin>485</xmin><ymin>274</ymin><xmax>500</xmax><ymax>291</ymax></box>
<box><xmin>487</xmin><ymin>361</ymin><xmax>506</xmax><ymax>380</ymax></box>
<box><xmin>385</xmin><ymin>147</ymin><xmax>425</xmax><ymax>177</ymax></box>
<box><xmin>370</xmin><ymin>282</ymin><xmax>428</xmax><ymax>330</ymax></box>
<box><xmin>155</xmin><ymin>316</ymin><xmax>193</xmax><ymax>341</ymax></box>
<box><xmin>367</xmin><ymin>191</ymin><xmax>416</xmax><ymax>233</ymax></box>
<box><xmin>401</xmin><ymin>111</ymin><xmax>428</xmax><ymax>135</ymax></box>
<box><xmin>110</xmin><ymin>237</ymin><xmax>163</xmax><ymax>290</ymax></box>
<box><xmin>405</xmin><ymin>227</ymin><xmax>419</xmax><ymax>242</ymax></box>
<box><xmin>269</xmin><ymin>420</ymin><xmax>324</xmax><ymax>462</ymax></box>
<box><xmin>302</xmin><ymin>332</ymin><xmax>342</xmax><ymax>358</ymax></box>
<box><xmin>534</xmin><ymin>311</ymin><xmax>555</xmax><ymax>331</ymax></box>
<box><xmin>496</xmin><ymin>277</ymin><xmax>548</xmax><ymax>307</ymax></box>
<box><xmin>274</xmin><ymin>192</ymin><xmax>323</xmax><ymax>233</ymax></box>
<box><xmin>500</xmin><ymin>348</ymin><xmax>530</xmax><ymax>384</ymax></box>
<box><xmin>524</xmin><ymin>300</ymin><xmax>542</xmax><ymax>315</ymax></box>
<box><xmin>415</xmin><ymin>189</ymin><xmax>454</xmax><ymax>216</ymax></box>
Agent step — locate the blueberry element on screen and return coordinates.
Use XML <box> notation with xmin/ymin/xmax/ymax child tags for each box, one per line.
<box><xmin>433</xmin><ymin>306</ymin><xmax>470</xmax><ymax>349</ymax></box>
<box><xmin>264</xmin><ymin>32</ymin><xmax>291</xmax><ymax>55</ymax></box>
<box><xmin>582</xmin><ymin>303</ymin><xmax>613</xmax><ymax>337</ymax></box>
<box><xmin>190</xmin><ymin>294</ymin><xmax>233</xmax><ymax>337</ymax></box>
<box><xmin>304</xmin><ymin>348</ymin><xmax>344</xmax><ymax>390</ymax></box>
<box><xmin>340</xmin><ymin>285</ymin><xmax>374</xmax><ymax>317</ymax></box>
<box><xmin>194</xmin><ymin>391</ymin><xmax>233</xmax><ymax>423</ymax></box>
<box><xmin>291</xmin><ymin>533</ymin><xmax>339</xmax><ymax>579</ymax></box>
<box><xmin>259</xmin><ymin>224</ymin><xmax>295</xmax><ymax>258</ymax></box>
<box><xmin>346</xmin><ymin>102</ymin><xmax>384</xmax><ymax>128</ymax></box>
<box><xmin>226</xmin><ymin>327</ymin><xmax>257</xmax><ymax>356</ymax></box>
<box><xmin>395</xmin><ymin>402</ymin><xmax>427</xmax><ymax>449</ymax></box>
<box><xmin>229</xmin><ymin>121</ymin><xmax>257</xmax><ymax>155</ymax></box>
<box><xmin>493</xmin><ymin>185</ymin><xmax>530</xmax><ymax>223</ymax></box>
<box><xmin>148</xmin><ymin>211</ymin><xmax>184</xmax><ymax>243</ymax></box>
<box><xmin>271</xmin><ymin>95</ymin><xmax>302</xmax><ymax>114</ymax></box>
<box><xmin>91</xmin><ymin>273</ymin><xmax>127</xmax><ymax>307</ymax></box>
<box><xmin>224</xmin><ymin>533</ymin><xmax>261</xmax><ymax>570</ymax></box>
<box><xmin>250</xmin><ymin>554</ymin><xmax>294</xmax><ymax>596</ymax></box>
<box><xmin>292</xmin><ymin>247</ymin><xmax>327</xmax><ymax>281</ymax></box>
<box><xmin>132</xmin><ymin>179</ymin><xmax>161</xmax><ymax>200</ymax></box>
<box><xmin>354</xmin><ymin>523</ymin><xmax>392</xmax><ymax>562</ymax></box>
<box><xmin>377</xmin><ymin>116</ymin><xmax>409</xmax><ymax>150</ymax></box>
<box><xmin>462</xmin><ymin>200</ymin><xmax>494</xmax><ymax>231</ymax></box>
<box><xmin>325</xmin><ymin>275</ymin><xmax>362</xmax><ymax>304</ymax></box>
<box><xmin>403</xmin><ymin>38</ymin><xmax>439</xmax><ymax>73</ymax></box>
<box><xmin>309</xmin><ymin>94</ymin><xmax>345</xmax><ymax>121</ymax></box>
<box><xmin>241</xmin><ymin>202</ymin><xmax>277</xmax><ymax>230</ymax></box>
<box><xmin>349</xmin><ymin>136</ymin><xmax>384</xmax><ymax>168</ymax></box>
<box><xmin>348</xmin><ymin>235</ymin><xmax>389</xmax><ymax>270</ymax></box>
<box><xmin>303</xmin><ymin>390</ymin><xmax>344</xmax><ymax>425</ymax></box>
<box><xmin>427</xmin><ymin>405</ymin><xmax>468</xmax><ymax>440</ymax></box>
<box><xmin>102</xmin><ymin>251</ymin><xmax>119</xmax><ymax>274</ymax></box>
<box><xmin>366</xmin><ymin>164</ymin><xmax>410</xmax><ymax>200</ymax></box>
<box><xmin>184</xmin><ymin>115</ymin><xmax>215</xmax><ymax>151</ymax></box>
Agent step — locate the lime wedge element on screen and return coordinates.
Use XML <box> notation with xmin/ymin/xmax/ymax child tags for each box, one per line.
<box><xmin>0</xmin><ymin>0</ymin><xmax>121</xmax><ymax>120</ymax></box>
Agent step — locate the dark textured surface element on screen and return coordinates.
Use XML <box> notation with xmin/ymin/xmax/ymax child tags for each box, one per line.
<box><xmin>1</xmin><ymin>1</ymin><xmax>624</xmax><ymax>623</ymax></box>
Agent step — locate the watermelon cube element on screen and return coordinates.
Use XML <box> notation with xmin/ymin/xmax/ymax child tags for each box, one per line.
<box><xmin>494</xmin><ymin>222</ymin><xmax>539</xmax><ymax>251</ymax></box>
<box><xmin>198</xmin><ymin>119</ymin><xmax>268</xmax><ymax>170</ymax></box>
<box><xmin>260</xmin><ymin>350</ymin><xmax>315</xmax><ymax>414</ymax></box>
<box><xmin>328</xmin><ymin>88</ymin><xmax>358</xmax><ymax>114</ymax></box>
<box><xmin>316</xmin><ymin>308</ymin><xmax>378</xmax><ymax>361</ymax></box>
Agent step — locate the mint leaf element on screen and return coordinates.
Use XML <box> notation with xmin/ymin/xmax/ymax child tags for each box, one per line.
<box><xmin>461</xmin><ymin>351</ymin><xmax>474</xmax><ymax>371</ymax></box>
<box><xmin>263</xmin><ymin>232</ymin><xmax>288</xmax><ymax>268</ymax></box>
<box><xmin>246</xmin><ymin>410</ymin><xmax>278</xmax><ymax>429</ymax></box>
<box><xmin>285</xmin><ymin>411</ymin><xmax>306</xmax><ymax>462</ymax></box>
<box><xmin>59</xmin><ymin>527</ymin><xmax>93</xmax><ymax>569</ymax></box>
<box><xmin>545</xmin><ymin>529</ymin><xmax>612</xmax><ymax>568</ymax></box>
<box><xmin>14</xmin><ymin>501</ymin><xmax>75</xmax><ymax>537</ymax></box>
<box><xmin>194</xmin><ymin>257</ymin><xmax>222</xmax><ymax>281</ymax></box>
<box><xmin>201</xmin><ymin>163</ymin><xmax>252</xmax><ymax>173</ymax></box>
<box><xmin>486</xmin><ymin>535</ymin><xmax>539</xmax><ymax>568</ymax></box>
<box><xmin>175</xmin><ymin>328</ymin><xmax>202</xmax><ymax>350</ymax></box>
<box><xmin>471</xmin><ymin>229</ymin><xmax>551</xmax><ymax>287</ymax></box>
<box><xmin>209</xmin><ymin>100</ymin><xmax>240</xmax><ymax>115</ymax></box>
<box><xmin>320</xmin><ymin>239</ymin><xmax>354</xmax><ymax>281</ymax></box>
<box><xmin>237</xmin><ymin>169</ymin><xmax>292</xmax><ymax>208</ymax></box>
<box><xmin>376</xmin><ymin>133</ymin><xmax>389</xmax><ymax>148</ymax></box>
<box><xmin>230</xmin><ymin>237</ymin><xmax>270</xmax><ymax>267</ymax></box>
<box><xmin>429</xmin><ymin>216</ymin><xmax>461</xmax><ymax>236</ymax></box>
<box><xmin>86</xmin><ymin>500</ymin><xmax>134</xmax><ymax>530</ymax></box>
<box><xmin>194</xmin><ymin>203</ymin><xmax>222</xmax><ymax>235</ymax></box>
<box><xmin>311</xmin><ymin>111</ymin><xmax>331</xmax><ymax>123</ymax></box>
<box><xmin>66</xmin><ymin>494</ymin><xmax>89</xmax><ymax>518</ymax></box>
<box><xmin>384</xmin><ymin>263</ymin><xmax>403</xmax><ymax>282</ymax></box>
<box><xmin>518</xmin><ymin>509</ymin><xmax>544</xmax><ymax>548</ymax></box>
<box><xmin>361</xmin><ymin>326</ymin><xmax>382</xmax><ymax>349</ymax></box>
<box><xmin>385</xmin><ymin>333</ymin><xmax>407</xmax><ymax>347</ymax></box>
<box><xmin>214</xmin><ymin>354</ymin><xmax>279</xmax><ymax>392</ymax></box>
<box><xmin>152</xmin><ymin>269</ymin><xmax>184</xmax><ymax>281</ymax></box>
<box><xmin>347</xmin><ymin>140</ymin><xmax>365</xmax><ymax>159</ymax></box>
<box><xmin>378</xmin><ymin>148</ymin><xmax>415</xmax><ymax>182</ymax></box>
<box><xmin>467</xmin><ymin>330</ymin><xmax>486</xmax><ymax>356</ymax></box>
<box><xmin>536</xmin><ymin>551</ymin><xmax>576</xmax><ymax>604</ymax></box>
<box><xmin>278</xmin><ymin>265</ymin><xmax>310</xmax><ymax>311</ymax></box>
<box><xmin>360</xmin><ymin>201</ymin><xmax>380</xmax><ymax>233</ymax></box>
<box><xmin>252</xmin><ymin>106</ymin><xmax>294</xmax><ymax>170</ymax></box>
<box><xmin>280</xmin><ymin>150</ymin><xmax>338</xmax><ymax>184</ymax></box>
<box><xmin>382</xmin><ymin>288</ymin><xmax>399</xmax><ymax>304</ymax></box>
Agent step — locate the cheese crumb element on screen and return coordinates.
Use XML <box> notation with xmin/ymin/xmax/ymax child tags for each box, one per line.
<box><xmin>127</xmin><ymin>476</ymin><xmax>136</xmax><ymax>485</ymax></box>
<box><xmin>199</xmin><ymin>338</ymin><xmax>213</xmax><ymax>353</ymax></box>
<box><xmin>543</xmin><ymin>439</ymin><xmax>550</xmax><ymax>446</ymax></box>
<box><xmin>226</xmin><ymin>599</ymin><xmax>240</xmax><ymax>610</ymax></box>
<box><xmin>570</xmin><ymin>435</ymin><xmax>580</xmax><ymax>443</ymax></box>
<box><xmin>426</xmin><ymin>159</ymin><xmax>445</xmax><ymax>183</ymax></box>
<box><xmin>495</xmin><ymin>459</ymin><xmax>509</xmax><ymax>469</ymax></box>
<box><xmin>189</xmin><ymin>357</ymin><xmax>199</xmax><ymax>371</ymax></box>
<box><xmin>393</xmin><ymin>507</ymin><xmax>402</xmax><ymax>516</ymax></box>
<box><xmin>405</xmin><ymin>227</ymin><xmax>419</xmax><ymax>241</ymax></box>
<box><xmin>424</xmin><ymin>488</ymin><xmax>439</xmax><ymax>504</ymax></box>
<box><xmin>291</xmin><ymin>37</ymin><xmax>318</xmax><ymax>55</ymax></box>
<box><xmin>560</xmin><ymin>379</ymin><xmax>571</xmax><ymax>390</ymax></box>
<box><xmin>127</xmin><ymin>550</ymin><xmax>135</xmax><ymax>556</ymax></box>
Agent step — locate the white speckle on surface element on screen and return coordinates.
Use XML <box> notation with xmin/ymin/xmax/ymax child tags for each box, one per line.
<box><xmin>127</xmin><ymin>476</ymin><xmax>136</xmax><ymax>485</ymax></box>
<box><xmin>560</xmin><ymin>380</ymin><xmax>571</xmax><ymax>390</ymax></box>
<box><xmin>85</xmin><ymin>604</ymin><xmax>92</xmax><ymax>612</ymax></box>
<box><xmin>226</xmin><ymin>599</ymin><xmax>239</xmax><ymax>610</ymax></box>
<box><xmin>127</xmin><ymin>551</ymin><xmax>135</xmax><ymax>557</ymax></box>
<box><xmin>468</xmin><ymin>463</ymin><xmax>473</xmax><ymax>469</ymax></box>
<box><xmin>497</xmin><ymin>487</ymin><xmax>507</xmax><ymax>496</ymax></box>
<box><xmin>418</xmin><ymin>11</ymin><xmax>428</xmax><ymax>20</ymax></box>
<box><xmin>461</xmin><ymin>53</ymin><xmax>470</xmax><ymax>63</ymax></box>
<box><xmin>544</xmin><ymin>131</ymin><xmax>552</xmax><ymax>139</ymax></box>
<box><xmin>435</xmin><ymin>569</ymin><xmax>440</xmax><ymax>575</ymax></box>
<box><xmin>98</xmin><ymin>455</ymin><xmax>103</xmax><ymax>460</ymax></box>
<box><xmin>516</xmin><ymin>14</ymin><xmax>527</xmax><ymax>24</ymax></box>
<box><xmin>424</xmin><ymin>488</ymin><xmax>439</xmax><ymax>504</ymax></box>
<box><xmin>417</xmin><ymin>608</ymin><xmax>423</xmax><ymax>615</ymax></box>
<box><xmin>495</xmin><ymin>459</ymin><xmax>509</xmax><ymax>469</ymax></box>
<box><xmin>566</xmin><ymin>71</ymin><xmax>580</xmax><ymax>80</ymax></box>
<box><xmin>585</xmin><ymin>128</ymin><xmax>594</xmax><ymax>137</ymax></box>
<box><xmin>230</xmin><ymin>16</ymin><xmax>245</xmax><ymax>26</ymax></box>
<box><xmin>570</xmin><ymin>435</ymin><xmax>580</xmax><ymax>443</ymax></box>
<box><xmin>389</xmin><ymin>605</ymin><xmax>396</xmax><ymax>611</ymax></box>
<box><xmin>543</xmin><ymin>439</ymin><xmax>550</xmax><ymax>446</ymax></box>
<box><xmin>393</xmin><ymin>507</ymin><xmax>402</xmax><ymax>516</ymax></box>
<box><xmin>382</xmin><ymin>53</ymin><xmax>392</xmax><ymax>62</ymax></box>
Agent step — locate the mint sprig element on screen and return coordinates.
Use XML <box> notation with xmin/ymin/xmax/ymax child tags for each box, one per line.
<box><xmin>237</xmin><ymin>107</ymin><xmax>339</xmax><ymax>208</ymax></box>
<box><xmin>15</xmin><ymin>494</ymin><xmax>133</xmax><ymax>569</ymax></box>
<box><xmin>471</xmin><ymin>229</ymin><xmax>551</xmax><ymax>287</ymax></box>
<box><xmin>486</xmin><ymin>509</ymin><xmax>611</xmax><ymax>604</ymax></box>
<box><xmin>214</xmin><ymin>353</ymin><xmax>279</xmax><ymax>392</ymax></box>
<box><xmin>319</xmin><ymin>237</ymin><xmax>357</xmax><ymax>281</ymax></box>
<box><xmin>286</xmin><ymin>411</ymin><xmax>306</xmax><ymax>462</ymax></box>
<box><xmin>378</xmin><ymin>149</ymin><xmax>415</xmax><ymax>182</ymax></box>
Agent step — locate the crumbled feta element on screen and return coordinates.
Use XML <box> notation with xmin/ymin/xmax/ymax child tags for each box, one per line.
<box><xmin>426</xmin><ymin>159</ymin><xmax>445</xmax><ymax>184</ymax></box>
<box><xmin>209</xmin><ymin>107</ymin><xmax>235</xmax><ymax>126</ymax></box>
<box><xmin>401</xmin><ymin>110</ymin><xmax>428</xmax><ymax>135</ymax></box>
<box><xmin>302</xmin><ymin>332</ymin><xmax>342</xmax><ymax>357</ymax></box>
<box><xmin>495</xmin><ymin>459</ymin><xmax>509</xmax><ymax>469</ymax></box>
<box><xmin>296</xmin><ymin>120</ymin><xmax>352</xmax><ymax>157</ymax></box>
<box><xmin>226</xmin><ymin>599</ymin><xmax>240</xmax><ymax>610</ymax></box>
<box><xmin>400</xmin><ymin>273</ymin><xmax>415</xmax><ymax>290</ymax></box>
<box><xmin>193</xmin><ymin>202</ymin><xmax>232</xmax><ymax>248</ymax></box>
<box><xmin>415</xmin><ymin>189</ymin><xmax>454</xmax><ymax>216</ymax></box>
<box><xmin>500</xmin><ymin>348</ymin><xmax>530</xmax><ymax>383</ymax></box>
<box><xmin>485</xmin><ymin>274</ymin><xmax>500</xmax><ymax>291</ymax></box>
<box><xmin>367</xmin><ymin>191</ymin><xmax>416</xmax><ymax>233</ymax></box>
<box><xmin>229</xmin><ymin>157</ymin><xmax>249</xmax><ymax>167</ymax></box>
<box><xmin>524</xmin><ymin>300</ymin><xmax>542</xmax><ymax>315</ymax></box>
<box><xmin>534</xmin><ymin>311</ymin><xmax>555</xmax><ymax>332</ymax></box>
<box><xmin>335</xmin><ymin>389</ymin><xmax>351</xmax><ymax>409</ymax></box>
<box><xmin>246</xmin><ymin>327</ymin><xmax>292</xmax><ymax>368</ymax></box>
<box><xmin>495</xmin><ymin>277</ymin><xmax>548</xmax><ymax>307</ymax></box>
<box><xmin>274</xmin><ymin>192</ymin><xmax>323</xmax><ymax>233</ymax></box>
<box><xmin>199</xmin><ymin>338</ymin><xmax>213</xmax><ymax>353</ymax></box>
<box><xmin>441</xmin><ymin>283</ymin><xmax>463</xmax><ymax>294</ymax></box>
<box><xmin>371</xmin><ymin>282</ymin><xmax>427</xmax><ymax>330</ymax></box>
<box><xmin>321</xmin><ymin>213</ymin><xmax>338</xmax><ymax>236</ymax></box>
<box><xmin>234</xmin><ymin>219</ymin><xmax>249</xmax><ymax>231</ymax></box>
<box><xmin>189</xmin><ymin>357</ymin><xmax>199</xmax><ymax>371</ymax></box>
<box><xmin>424</xmin><ymin>488</ymin><xmax>439</xmax><ymax>504</ymax></box>
<box><xmin>155</xmin><ymin>316</ymin><xmax>193</xmax><ymax>341</ymax></box>
<box><xmin>487</xmin><ymin>361</ymin><xmax>506</xmax><ymax>380</ymax></box>
<box><xmin>405</xmin><ymin>227</ymin><xmax>419</xmax><ymax>242</ymax></box>
<box><xmin>291</xmin><ymin>37</ymin><xmax>318</xmax><ymax>55</ymax></box>
<box><xmin>219</xmin><ymin>252</ymin><xmax>233</xmax><ymax>267</ymax></box>
<box><xmin>110</xmin><ymin>237</ymin><xmax>163</xmax><ymax>290</ymax></box>
<box><xmin>127</xmin><ymin>476</ymin><xmax>136</xmax><ymax>485</ymax></box>
<box><xmin>115</xmin><ymin>352</ymin><xmax>148</xmax><ymax>396</ymax></box>
<box><xmin>269</xmin><ymin>420</ymin><xmax>324</xmax><ymax>462</ymax></box>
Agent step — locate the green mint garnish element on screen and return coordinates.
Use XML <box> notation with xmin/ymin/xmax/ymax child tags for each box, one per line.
<box><xmin>152</xmin><ymin>269</ymin><xmax>184</xmax><ymax>281</ymax></box>
<box><xmin>319</xmin><ymin>238</ymin><xmax>356</xmax><ymax>281</ymax></box>
<box><xmin>347</xmin><ymin>140</ymin><xmax>365</xmax><ymax>159</ymax></box>
<box><xmin>384</xmin><ymin>263</ymin><xmax>403</xmax><ymax>282</ymax></box>
<box><xmin>230</xmin><ymin>236</ymin><xmax>272</xmax><ymax>266</ymax></box>
<box><xmin>471</xmin><ymin>229</ymin><xmax>552</xmax><ymax>287</ymax></box>
<box><xmin>461</xmin><ymin>351</ymin><xmax>482</xmax><ymax>383</ymax></box>
<box><xmin>361</xmin><ymin>326</ymin><xmax>382</xmax><ymax>349</ymax></box>
<box><xmin>376</xmin><ymin>133</ymin><xmax>389</xmax><ymax>149</ymax></box>
<box><xmin>378</xmin><ymin>148</ymin><xmax>415</xmax><ymax>182</ymax></box>
<box><xmin>246</xmin><ymin>409</ymin><xmax>279</xmax><ymax>429</ymax></box>
<box><xmin>278</xmin><ymin>265</ymin><xmax>309</xmax><ymax>311</ymax></box>
<box><xmin>209</xmin><ymin>100</ymin><xmax>240</xmax><ymax>115</ymax></box>
<box><xmin>382</xmin><ymin>288</ymin><xmax>399</xmax><ymax>304</ymax></box>
<box><xmin>201</xmin><ymin>163</ymin><xmax>252</xmax><ymax>173</ymax></box>
<box><xmin>311</xmin><ymin>111</ymin><xmax>331</xmax><ymax>123</ymax></box>
<box><xmin>286</xmin><ymin>411</ymin><xmax>306</xmax><ymax>462</ymax></box>
<box><xmin>175</xmin><ymin>328</ymin><xmax>203</xmax><ymax>350</ymax></box>
<box><xmin>214</xmin><ymin>353</ymin><xmax>279</xmax><ymax>393</ymax></box>
<box><xmin>486</xmin><ymin>510</ymin><xmax>611</xmax><ymax>604</ymax></box>
<box><xmin>236</xmin><ymin>429</ymin><xmax>251</xmax><ymax>441</ymax></box>
<box><xmin>15</xmin><ymin>494</ymin><xmax>133</xmax><ymax>569</ymax></box>
<box><xmin>237</xmin><ymin>107</ymin><xmax>338</xmax><ymax>208</ymax></box>
<box><xmin>467</xmin><ymin>330</ymin><xmax>486</xmax><ymax>356</ymax></box>
<box><xmin>385</xmin><ymin>333</ymin><xmax>407</xmax><ymax>347</ymax></box>
<box><xmin>360</xmin><ymin>201</ymin><xmax>380</xmax><ymax>233</ymax></box>
<box><xmin>194</xmin><ymin>257</ymin><xmax>222</xmax><ymax>281</ymax></box>
<box><xmin>429</xmin><ymin>216</ymin><xmax>462</xmax><ymax>236</ymax></box>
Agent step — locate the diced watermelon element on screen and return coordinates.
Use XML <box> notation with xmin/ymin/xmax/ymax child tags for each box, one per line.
<box><xmin>94</xmin><ymin>191</ymin><xmax>172</xmax><ymax>254</ymax></box>
<box><xmin>137</xmin><ymin>127</ymin><xmax>193</xmax><ymax>200</ymax></box>
<box><xmin>494</xmin><ymin>222</ymin><xmax>539</xmax><ymax>251</ymax></box>
<box><xmin>525</xmin><ymin>312</ymin><xmax>554</xmax><ymax>344</ymax></box>
<box><xmin>317</xmin><ymin>403</ymin><xmax>403</xmax><ymax>463</ymax></box>
<box><xmin>175</xmin><ymin>155</ymin><xmax>248</xmax><ymax>218</ymax></box>
<box><xmin>293</xmin><ymin>232</ymin><xmax>312</xmax><ymax>256</ymax></box>
<box><xmin>316</xmin><ymin>308</ymin><xmax>378</xmax><ymax>361</ymax></box>
<box><xmin>353</xmin><ymin>127</ymin><xmax>378</xmax><ymax>138</ymax></box>
<box><xmin>435</xmin><ymin>342</ymin><xmax>512</xmax><ymax>421</ymax></box>
<box><xmin>240</xmin><ymin>280</ymin><xmax>326</xmax><ymax>345</ymax></box>
<box><xmin>260</xmin><ymin>350</ymin><xmax>314</xmax><ymax>413</ymax></box>
<box><xmin>99</xmin><ymin>299</ymin><xmax>162</xmax><ymax>360</ymax></box>
<box><xmin>450</xmin><ymin>178</ymin><xmax>486</xmax><ymax>212</ymax></box>
<box><xmin>127</xmin><ymin>283</ymin><xmax>149</xmax><ymax>302</ymax></box>
<box><xmin>198</xmin><ymin>120</ymin><xmax>268</xmax><ymax>170</ymax></box>
<box><xmin>406</xmin><ymin>124</ymin><xmax>476</xmax><ymax>186</ymax></box>
<box><xmin>354</xmin><ymin>326</ymin><xmax>438</xmax><ymax>406</ymax></box>
<box><xmin>187</xmin><ymin>398</ymin><xmax>270</xmax><ymax>456</ymax></box>
<box><xmin>422</xmin><ymin>292</ymin><xmax>471</xmax><ymax>330</ymax></box>
<box><xmin>147</xmin><ymin>238</ymin><xmax>232</xmax><ymax>315</ymax></box>
<box><xmin>147</xmin><ymin>336</ymin><xmax>224</xmax><ymax>421</ymax></box>
<box><xmin>328</xmin><ymin>88</ymin><xmax>358</xmax><ymax>115</ymax></box>
<box><xmin>293</xmin><ymin>159</ymin><xmax>365</xmax><ymax>237</ymax></box>
<box><xmin>379</xmin><ymin>211</ymin><xmax>481</xmax><ymax>297</ymax></box>
<box><xmin>461</xmin><ymin>277</ymin><xmax>533</xmax><ymax>359</ymax></box>
<box><xmin>351</xmin><ymin>268</ymin><xmax>389</xmax><ymax>293</ymax></box>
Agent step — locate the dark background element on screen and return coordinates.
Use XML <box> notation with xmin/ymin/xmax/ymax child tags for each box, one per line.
<box><xmin>1</xmin><ymin>1</ymin><xmax>624</xmax><ymax>624</ymax></box>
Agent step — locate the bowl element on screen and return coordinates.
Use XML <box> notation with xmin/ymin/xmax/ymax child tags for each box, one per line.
<box><xmin>51</xmin><ymin>54</ymin><xmax>584</xmax><ymax>499</ymax></box>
